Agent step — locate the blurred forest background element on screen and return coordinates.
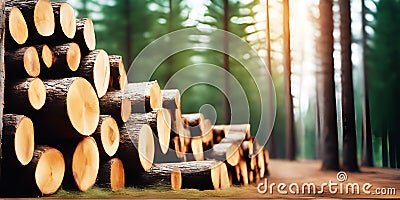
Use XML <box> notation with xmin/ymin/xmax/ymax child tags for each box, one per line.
<box><xmin>63</xmin><ymin>0</ymin><xmax>400</xmax><ymax>169</ymax></box>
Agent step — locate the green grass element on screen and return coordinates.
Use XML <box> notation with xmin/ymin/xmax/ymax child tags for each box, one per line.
<box><xmin>50</xmin><ymin>185</ymin><xmax>256</xmax><ymax>198</ymax></box>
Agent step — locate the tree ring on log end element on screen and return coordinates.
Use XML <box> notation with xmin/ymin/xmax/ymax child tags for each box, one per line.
<box><xmin>41</xmin><ymin>45</ymin><xmax>53</xmax><ymax>68</ymax></box>
<box><xmin>67</xmin><ymin>43</ymin><xmax>81</xmax><ymax>71</ymax></box>
<box><xmin>15</xmin><ymin>116</ymin><xmax>34</xmax><ymax>165</ymax></box>
<box><xmin>191</xmin><ymin>137</ymin><xmax>204</xmax><ymax>161</ymax></box>
<box><xmin>9</xmin><ymin>7</ymin><xmax>28</xmax><ymax>44</ymax></box>
<box><xmin>171</xmin><ymin>166</ymin><xmax>182</xmax><ymax>190</ymax></box>
<box><xmin>93</xmin><ymin>50</ymin><xmax>110</xmax><ymax>98</ymax></box>
<box><xmin>156</xmin><ymin>108</ymin><xmax>171</xmax><ymax>154</ymax></box>
<box><xmin>28</xmin><ymin>78</ymin><xmax>46</xmax><ymax>110</ymax></box>
<box><xmin>34</xmin><ymin>0</ymin><xmax>55</xmax><ymax>36</ymax></box>
<box><xmin>138</xmin><ymin>124</ymin><xmax>155</xmax><ymax>171</ymax></box>
<box><xmin>118</xmin><ymin>59</ymin><xmax>127</xmax><ymax>90</ymax></box>
<box><xmin>84</xmin><ymin>18</ymin><xmax>96</xmax><ymax>50</ymax></box>
<box><xmin>60</xmin><ymin>3</ymin><xmax>76</xmax><ymax>39</ymax></box>
<box><xmin>72</xmin><ymin>137</ymin><xmax>99</xmax><ymax>192</ymax></box>
<box><xmin>121</xmin><ymin>98</ymin><xmax>131</xmax><ymax>123</ymax></box>
<box><xmin>110</xmin><ymin>158</ymin><xmax>125</xmax><ymax>190</ymax></box>
<box><xmin>23</xmin><ymin>47</ymin><xmax>40</xmax><ymax>77</ymax></box>
<box><xmin>101</xmin><ymin>117</ymin><xmax>120</xmax><ymax>157</ymax></box>
<box><xmin>220</xmin><ymin>162</ymin><xmax>230</xmax><ymax>189</ymax></box>
<box><xmin>35</xmin><ymin>148</ymin><xmax>65</xmax><ymax>194</ymax></box>
<box><xmin>149</xmin><ymin>82</ymin><xmax>162</xmax><ymax>109</ymax></box>
<box><xmin>210</xmin><ymin>161</ymin><xmax>221</xmax><ymax>190</ymax></box>
<box><xmin>67</xmin><ymin>78</ymin><xmax>100</xmax><ymax>135</ymax></box>
<box><xmin>226</xmin><ymin>144</ymin><xmax>240</xmax><ymax>166</ymax></box>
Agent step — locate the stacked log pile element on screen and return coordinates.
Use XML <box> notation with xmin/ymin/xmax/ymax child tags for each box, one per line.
<box><xmin>0</xmin><ymin>0</ymin><xmax>270</xmax><ymax>197</ymax></box>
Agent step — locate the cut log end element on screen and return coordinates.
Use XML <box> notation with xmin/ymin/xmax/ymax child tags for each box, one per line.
<box><xmin>121</xmin><ymin>98</ymin><xmax>131</xmax><ymax>123</ymax></box>
<box><xmin>226</xmin><ymin>144</ymin><xmax>240</xmax><ymax>166</ymax></box>
<box><xmin>67</xmin><ymin>78</ymin><xmax>100</xmax><ymax>135</ymax></box>
<box><xmin>93</xmin><ymin>50</ymin><xmax>110</xmax><ymax>98</ymax></box>
<box><xmin>59</xmin><ymin>2</ymin><xmax>76</xmax><ymax>39</ymax></box>
<box><xmin>191</xmin><ymin>137</ymin><xmax>204</xmax><ymax>161</ymax></box>
<box><xmin>101</xmin><ymin>117</ymin><xmax>120</xmax><ymax>157</ymax></box>
<box><xmin>35</xmin><ymin>148</ymin><xmax>65</xmax><ymax>195</ymax></box>
<box><xmin>117</xmin><ymin>57</ymin><xmax>128</xmax><ymax>90</ymax></box>
<box><xmin>83</xmin><ymin>18</ymin><xmax>96</xmax><ymax>50</ymax></box>
<box><xmin>220</xmin><ymin>162</ymin><xmax>230</xmax><ymax>189</ymax></box>
<box><xmin>15</xmin><ymin>116</ymin><xmax>35</xmax><ymax>165</ymax></box>
<box><xmin>9</xmin><ymin>7</ymin><xmax>28</xmax><ymax>44</ymax></box>
<box><xmin>138</xmin><ymin>124</ymin><xmax>155</xmax><ymax>171</ymax></box>
<box><xmin>67</xmin><ymin>43</ymin><xmax>81</xmax><ymax>71</ymax></box>
<box><xmin>110</xmin><ymin>158</ymin><xmax>125</xmax><ymax>190</ymax></box>
<box><xmin>41</xmin><ymin>44</ymin><xmax>53</xmax><ymax>68</ymax></box>
<box><xmin>149</xmin><ymin>82</ymin><xmax>162</xmax><ymax>109</ymax></box>
<box><xmin>24</xmin><ymin>47</ymin><xmax>40</xmax><ymax>77</ymax></box>
<box><xmin>171</xmin><ymin>167</ymin><xmax>182</xmax><ymax>190</ymax></box>
<box><xmin>157</xmin><ymin>109</ymin><xmax>171</xmax><ymax>154</ymax></box>
<box><xmin>211</xmin><ymin>161</ymin><xmax>221</xmax><ymax>190</ymax></box>
<box><xmin>34</xmin><ymin>0</ymin><xmax>55</xmax><ymax>36</ymax></box>
<box><xmin>28</xmin><ymin>78</ymin><xmax>46</xmax><ymax>110</ymax></box>
<box><xmin>72</xmin><ymin>137</ymin><xmax>100</xmax><ymax>192</ymax></box>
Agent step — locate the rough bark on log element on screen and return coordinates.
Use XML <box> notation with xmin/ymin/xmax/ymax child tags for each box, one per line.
<box><xmin>92</xmin><ymin>116</ymin><xmax>120</xmax><ymax>160</ymax></box>
<box><xmin>109</xmin><ymin>55</ymin><xmax>127</xmax><ymax>91</ymax></box>
<box><xmin>5</xmin><ymin>78</ymin><xmax>46</xmax><ymax>114</ymax></box>
<box><xmin>74</xmin><ymin>49</ymin><xmax>109</xmax><ymax>98</ymax></box>
<box><xmin>2</xmin><ymin>145</ymin><xmax>65</xmax><ymax>197</ymax></box>
<box><xmin>124</xmin><ymin>81</ymin><xmax>162</xmax><ymax>113</ymax></box>
<box><xmin>0</xmin><ymin>0</ymin><xmax>6</xmax><ymax>182</ymax></box>
<box><xmin>62</xmin><ymin>137</ymin><xmax>99</xmax><ymax>192</ymax></box>
<box><xmin>205</xmin><ymin>142</ymin><xmax>240</xmax><ymax>166</ymax></box>
<box><xmin>2</xmin><ymin>114</ymin><xmax>34</xmax><ymax>166</ymax></box>
<box><xmin>73</xmin><ymin>18</ymin><xmax>95</xmax><ymax>55</ymax></box>
<box><xmin>182</xmin><ymin>113</ymin><xmax>205</xmax><ymax>137</ymax></box>
<box><xmin>99</xmin><ymin>89</ymin><xmax>131</xmax><ymax>125</ymax></box>
<box><xmin>117</xmin><ymin>122</ymin><xmax>154</xmax><ymax>185</ymax></box>
<box><xmin>224</xmin><ymin>124</ymin><xmax>251</xmax><ymax>140</ymax></box>
<box><xmin>96</xmin><ymin>158</ymin><xmax>125</xmax><ymax>190</ymax></box>
<box><xmin>212</xmin><ymin>125</ymin><xmax>226</xmax><ymax>144</ymax></box>
<box><xmin>31</xmin><ymin>78</ymin><xmax>100</xmax><ymax>142</ymax></box>
<box><xmin>5</xmin><ymin>46</ymin><xmax>40</xmax><ymax>78</ymax></box>
<box><xmin>46</xmin><ymin>42</ymin><xmax>81</xmax><ymax>74</ymax></box>
<box><xmin>161</xmin><ymin>89</ymin><xmax>180</xmax><ymax>109</ymax></box>
<box><xmin>129</xmin><ymin>108</ymin><xmax>171</xmax><ymax>154</ymax></box>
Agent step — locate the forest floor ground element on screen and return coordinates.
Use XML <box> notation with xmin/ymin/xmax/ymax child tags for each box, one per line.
<box><xmin>51</xmin><ymin>159</ymin><xmax>400</xmax><ymax>199</ymax></box>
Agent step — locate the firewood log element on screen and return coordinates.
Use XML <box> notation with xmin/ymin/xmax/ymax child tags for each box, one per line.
<box><xmin>124</xmin><ymin>81</ymin><xmax>162</xmax><ymax>113</ymax></box>
<box><xmin>109</xmin><ymin>55</ymin><xmax>127</xmax><ymax>91</ymax></box>
<box><xmin>205</xmin><ymin>142</ymin><xmax>240</xmax><ymax>166</ymax></box>
<box><xmin>50</xmin><ymin>2</ymin><xmax>76</xmax><ymax>41</ymax></box>
<box><xmin>31</xmin><ymin>78</ymin><xmax>100</xmax><ymax>141</ymax></box>
<box><xmin>92</xmin><ymin>116</ymin><xmax>120</xmax><ymax>160</ymax></box>
<box><xmin>73</xmin><ymin>18</ymin><xmax>95</xmax><ymax>55</ymax></box>
<box><xmin>5</xmin><ymin>0</ymin><xmax>54</xmax><ymax>49</ymax></box>
<box><xmin>118</xmin><ymin>123</ymin><xmax>154</xmax><ymax>185</ymax></box>
<box><xmin>182</xmin><ymin>113</ymin><xmax>205</xmax><ymax>137</ymax></box>
<box><xmin>2</xmin><ymin>114</ymin><xmax>34</xmax><ymax>166</ymax></box>
<box><xmin>129</xmin><ymin>108</ymin><xmax>171</xmax><ymax>154</ymax></box>
<box><xmin>96</xmin><ymin>158</ymin><xmax>125</xmax><ymax>190</ymax></box>
<box><xmin>47</xmin><ymin>42</ymin><xmax>81</xmax><ymax>74</ymax></box>
<box><xmin>35</xmin><ymin>44</ymin><xmax>53</xmax><ymax>69</ymax></box>
<box><xmin>99</xmin><ymin>89</ymin><xmax>131</xmax><ymax>125</ymax></box>
<box><xmin>5</xmin><ymin>78</ymin><xmax>46</xmax><ymax>114</ymax></box>
<box><xmin>5</xmin><ymin>46</ymin><xmax>40</xmax><ymax>78</ymax></box>
<box><xmin>161</xmin><ymin>89</ymin><xmax>180</xmax><ymax>110</ymax></box>
<box><xmin>2</xmin><ymin>145</ymin><xmax>65</xmax><ymax>197</ymax></box>
<box><xmin>74</xmin><ymin>49</ymin><xmax>110</xmax><ymax>98</ymax></box>
<box><xmin>62</xmin><ymin>137</ymin><xmax>99</xmax><ymax>192</ymax></box>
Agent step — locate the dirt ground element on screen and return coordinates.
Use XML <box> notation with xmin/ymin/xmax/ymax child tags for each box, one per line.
<box><xmin>52</xmin><ymin>159</ymin><xmax>400</xmax><ymax>198</ymax></box>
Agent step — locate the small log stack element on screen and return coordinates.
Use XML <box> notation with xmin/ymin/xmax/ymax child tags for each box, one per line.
<box><xmin>0</xmin><ymin>0</ymin><xmax>270</xmax><ymax>197</ymax></box>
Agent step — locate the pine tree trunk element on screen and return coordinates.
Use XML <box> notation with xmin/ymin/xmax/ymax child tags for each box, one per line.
<box><xmin>318</xmin><ymin>0</ymin><xmax>339</xmax><ymax>170</ymax></box>
<box><xmin>339</xmin><ymin>0</ymin><xmax>359</xmax><ymax>172</ymax></box>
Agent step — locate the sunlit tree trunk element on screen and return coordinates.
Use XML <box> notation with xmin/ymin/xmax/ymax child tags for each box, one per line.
<box><xmin>265</xmin><ymin>0</ymin><xmax>276</xmax><ymax>158</ymax></box>
<box><xmin>317</xmin><ymin>0</ymin><xmax>339</xmax><ymax>171</ymax></box>
<box><xmin>223</xmin><ymin>0</ymin><xmax>231</xmax><ymax>124</ymax></box>
<box><xmin>360</xmin><ymin>0</ymin><xmax>373</xmax><ymax>167</ymax></box>
<box><xmin>339</xmin><ymin>0</ymin><xmax>359</xmax><ymax>172</ymax></box>
<box><xmin>283</xmin><ymin>0</ymin><xmax>295</xmax><ymax>160</ymax></box>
